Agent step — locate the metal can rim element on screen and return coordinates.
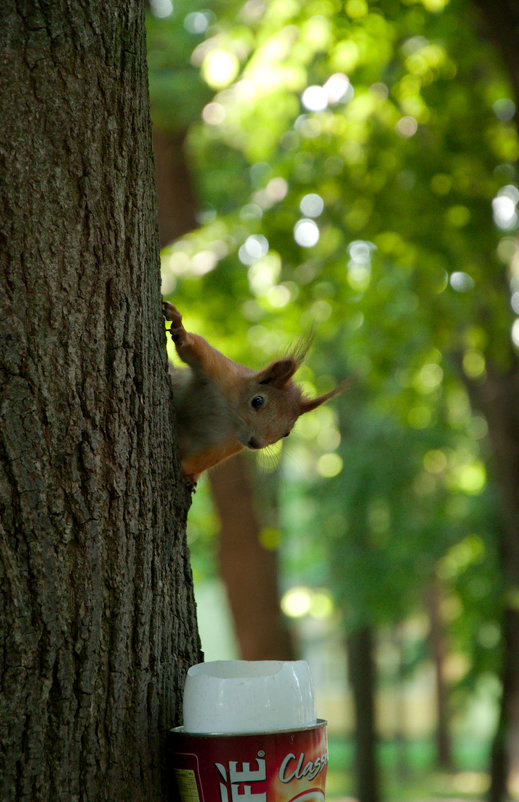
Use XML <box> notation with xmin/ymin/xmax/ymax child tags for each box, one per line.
<box><xmin>168</xmin><ymin>718</ymin><xmax>327</xmax><ymax>739</ymax></box>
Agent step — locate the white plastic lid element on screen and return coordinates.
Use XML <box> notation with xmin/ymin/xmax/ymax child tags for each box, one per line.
<box><xmin>183</xmin><ymin>659</ymin><xmax>316</xmax><ymax>734</ymax></box>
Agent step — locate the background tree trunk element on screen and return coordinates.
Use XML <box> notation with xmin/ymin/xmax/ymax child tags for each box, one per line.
<box><xmin>0</xmin><ymin>4</ymin><xmax>201</xmax><ymax>800</ymax></box>
<box><xmin>210</xmin><ymin>455</ymin><xmax>294</xmax><ymax>660</ymax></box>
<box><xmin>462</xmin><ymin>363</ymin><xmax>519</xmax><ymax>801</ymax></box>
<box><xmin>427</xmin><ymin>581</ymin><xmax>452</xmax><ymax>769</ymax></box>
<box><xmin>488</xmin><ymin>608</ymin><xmax>519</xmax><ymax>802</ymax></box>
<box><xmin>153</xmin><ymin>128</ymin><xmax>198</xmax><ymax>246</ymax></box>
<box><xmin>456</xmin><ymin>1</ymin><xmax>519</xmax><ymax>794</ymax></box>
<box><xmin>470</xmin><ymin>0</ymin><xmax>519</xmax><ymax>110</ymax></box>
<box><xmin>347</xmin><ymin>627</ymin><xmax>380</xmax><ymax>802</ymax></box>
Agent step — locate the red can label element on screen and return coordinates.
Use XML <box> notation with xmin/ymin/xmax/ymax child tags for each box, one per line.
<box><xmin>167</xmin><ymin>720</ymin><xmax>327</xmax><ymax>801</ymax></box>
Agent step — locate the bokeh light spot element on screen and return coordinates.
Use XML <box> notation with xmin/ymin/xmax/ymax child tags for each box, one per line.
<box><xmin>317</xmin><ymin>452</ymin><xmax>343</xmax><ymax>477</ymax></box>
<box><xmin>294</xmin><ymin>218</ymin><xmax>320</xmax><ymax>247</ymax></box>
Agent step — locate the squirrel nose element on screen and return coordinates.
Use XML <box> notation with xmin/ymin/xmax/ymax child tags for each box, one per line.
<box><xmin>248</xmin><ymin>437</ymin><xmax>260</xmax><ymax>449</ymax></box>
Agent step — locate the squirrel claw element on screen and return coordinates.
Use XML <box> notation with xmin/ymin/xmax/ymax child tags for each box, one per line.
<box><xmin>183</xmin><ymin>470</ymin><xmax>199</xmax><ymax>493</ymax></box>
<box><xmin>163</xmin><ymin>301</ymin><xmax>185</xmax><ymax>344</ymax></box>
<box><xmin>163</xmin><ymin>300</ymin><xmax>182</xmax><ymax>326</ymax></box>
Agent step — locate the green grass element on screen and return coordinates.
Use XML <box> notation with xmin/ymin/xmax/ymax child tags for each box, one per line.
<box><xmin>324</xmin><ymin>736</ymin><xmax>518</xmax><ymax>801</ymax></box>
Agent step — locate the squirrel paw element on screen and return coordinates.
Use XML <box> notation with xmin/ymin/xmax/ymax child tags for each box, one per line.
<box><xmin>163</xmin><ymin>301</ymin><xmax>185</xmax><ymax>344</ymax></box>
<box><xmin>163</xmin><ymin>300</ymin><xmax>182</xmax><ymax>325</ymax></box>
<box><xmin>182</xmin><ymin>469</ymin><xmax>200</xmax><ymax>493</ymax></box>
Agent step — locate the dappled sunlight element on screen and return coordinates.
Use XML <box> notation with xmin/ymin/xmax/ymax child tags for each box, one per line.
<box><xmin>161</xmin><ymin>230</ymin><xmax>230</xmax><ymax>287</ymax></box>
<box><xmin>247</xmin><ymin>253</ymin><xmax>281</xmax><ymax>291</ymax></box>
<box><xmin>492</xmin><ymin>184</ymin><xmax>519</xmax><ymax>230</ymax></box>
<box><xmin>239</xmin><ymin>233</ymin><xmax>270</xmax><ymax>264</ymax></box>
<box><xmin>201</xmin><ymin>48</ymin><xmax>240</xmax><ymax>88</ymax></box>
<box><xmin>281</xmin><ymin>586</ymin><xmax>335</xmax><ymax>619</ymax></box>
<box><xmin>149</xmin><ymin>0</ymin><xmax>173</xmax><ymax>18</ymax></box>
<box><xmin>395</xmin><ymin>115</ymin><xmax>418</xmax><ymax>137</ymax></box>
<box><xmin>184</xmin><ymin>10</ymin><xmax>212</xmax><ymax>35</ymax></box>
<box><xmin>302</xmin><ymin>84</ymin><xmax>329</xmax><ymax>112</ymax></box>
<box><xmin>300</xmin><ymin>192</ymin><xmax>324</xmax><ymax>217</ymax></box>
<box><xmin>202</xmin><ymin>100</ymin><xmax>226</xmax><ymax>124</ymax></box>
<box><xmin>448</xmin><ymin>459</ymin><xmax>486</xmax><ymax>495</ymax></box>
<box><xmin>449</xmin><ymin>271</ymin><xmax>475</xmax><ymax>292</ymax></box>
<box><xmin>324</xmin><ymin>73</ymin><xmax>353</xmax><ymax>105</ymax></box>
<box><xmin>438</xmin><ymin>535</ymin><xmax>486</xmax><ymax>581</ymax></box>
<box><xmin>462</xmin><ymin>350</ymin><xmax>486</xmax><ymax>380</ymax></box>
<box><xmin>415</xmin><ymin>362</ymin><xmax>443</xmax><ymax>392</ymax></box>
<box><xmin>246</xmin><ymin>322</ymin><xmax>285</xmax><ymax>354</ymax></box>
<box><xmin>316</xmin><ymin>452</ymin><xmax>343</xmax><ymax>477</ymax></box>
<box><xmin>254</xmin><ymin>176</ymin><xmax>289</xmax><ymax>208</ymax></box>
<box><xmin>301</xmin><ymin>72</ymin><xmax>353</xmax><ymax>112</ymax></box>
<box><xmin>294</xmin><ymin>217</ymin><xmax>320</xmax><ymax>247</ymax></box>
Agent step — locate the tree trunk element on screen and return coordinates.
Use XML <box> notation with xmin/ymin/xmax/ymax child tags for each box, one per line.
<box><xmin>210</xmin><ymin>454</ymin><xmax>294</xmax><ymax>661</ymax></box>
<box><xmin>153</xmin><ymin>128</ymin><xmax>198</xmax><ymax>247</ymax></box>
<box><xmin>461</xmin><ymin>363</ymin><xmax>519</xmax><ymax>801</ymax></box>
<box><xmin>461</xmin><ymin>2</ymin><xmax>519</xmax><ymax>794</ymax></box>
<box><xmin>347</xmin><ymin>627</ymin><xmax>380</xmax><ymax>802</ymax></box>
<box><xmin>0</xmin><ymin>4</ymin><xmax>201</xmax><ymax>800</ymax></box>
<box><xmin>470</xmin><ymin>0</ymin><xmax>519</xmax><ymax>114</ymax></box>
<box><xmin>391</xmin><ymin>628</ymin><xmax>410</xmax><ymax>782</ymax></box>
<box><xmin>488</xmin><ymin>607</ymin><xmax>519</xmax><ymax>802</ymax></box>
<box><xmin>427</xmin><ymin>581</ymin><xmax>452</xmax><ymax>768</ymax></box>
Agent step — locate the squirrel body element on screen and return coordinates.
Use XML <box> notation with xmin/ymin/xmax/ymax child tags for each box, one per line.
<box><xmin>164</xmin><ymin>301</ymin><xmax>342</xmax><ymax>485</ymax></box>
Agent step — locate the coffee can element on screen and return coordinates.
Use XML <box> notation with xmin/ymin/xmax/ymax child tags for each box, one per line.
<box><xmin>166</xmin><ymin>718</ymin><xmax>328</xmax><ymax>801</ymax></box>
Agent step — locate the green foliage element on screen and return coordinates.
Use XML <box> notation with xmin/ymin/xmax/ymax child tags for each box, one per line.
<box><xmin>147</xmin><ymin>0</ymin><xmax>516</xmax><ymax>691</ymax></box>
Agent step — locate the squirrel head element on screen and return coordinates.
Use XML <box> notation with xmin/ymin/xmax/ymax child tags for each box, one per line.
<box><xmin>235</xmin><ymin>352</ymin><xmax>343</xmax><ymax>451</ymax></box>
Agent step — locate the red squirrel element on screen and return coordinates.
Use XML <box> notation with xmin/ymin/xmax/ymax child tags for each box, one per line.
<box><xmin>164</xmin><ymin>301</ymin><xmax>343</xmax><ymax>487</ymax></box>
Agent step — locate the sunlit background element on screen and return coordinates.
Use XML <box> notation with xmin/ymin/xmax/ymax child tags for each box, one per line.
<box><xmin>147</xmin><ymin>0</ymin><xmax>519</xmax><ymax>798</ymax></box>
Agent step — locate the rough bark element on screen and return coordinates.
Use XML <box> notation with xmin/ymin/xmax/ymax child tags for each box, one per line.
<box><xmin>0</xmin><ymin>4</ymin><xmax>201</xmax><ymax>800</ymax></box>
<box><xmin>346</xmin><ymin>627</ymin><xmax>379</xmax><ymax>802</ymax></box>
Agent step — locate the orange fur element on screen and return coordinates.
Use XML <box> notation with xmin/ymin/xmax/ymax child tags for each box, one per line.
<box><xmin>181</xmin><ymin>441</ymin><xmax>244</xmax><ymax>486</ymax></box>
<box><xmin>164</xmin><ymin>301</ymin><xmax>343</xmax><ymax>486</ymax></box>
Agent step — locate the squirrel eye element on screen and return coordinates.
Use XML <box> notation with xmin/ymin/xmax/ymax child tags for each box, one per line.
<box><xmin>251</xmin><ymin>395</ymin><xmax>265</xmax><ymax>410</ymax></box>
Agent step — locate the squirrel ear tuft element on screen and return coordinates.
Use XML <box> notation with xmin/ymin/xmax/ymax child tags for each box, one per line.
<box><xmin>298</xmin><ymin>383</ymin><xmax>346</xmax><ymax>415</ymax></box>
<box><xmin>257</xmin><ymin>359</ymin><xmax>298</xmax><ymax>388</ymax></box>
